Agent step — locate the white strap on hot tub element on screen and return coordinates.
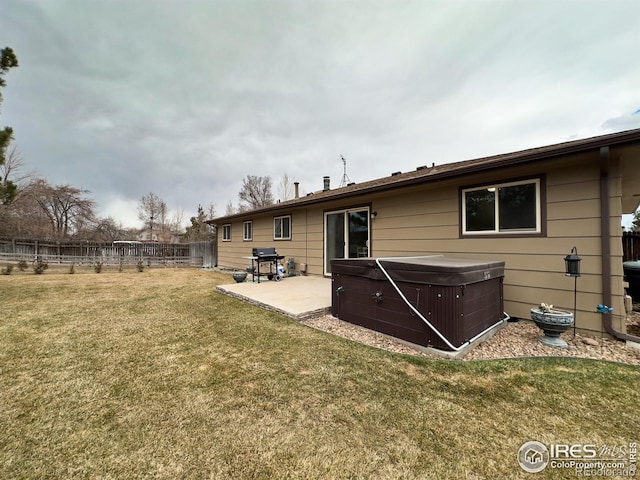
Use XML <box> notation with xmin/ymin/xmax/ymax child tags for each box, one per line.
<box><xmin>374</xmin><ymin>256</ymin><xmax>509</xmax><ymax>352</ymax></box>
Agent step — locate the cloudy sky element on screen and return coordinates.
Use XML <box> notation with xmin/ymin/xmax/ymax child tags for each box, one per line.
<box><xmin>1</xmin><ymin>0</ymin><xmax>639</xmax><ymax>229</ymax></box>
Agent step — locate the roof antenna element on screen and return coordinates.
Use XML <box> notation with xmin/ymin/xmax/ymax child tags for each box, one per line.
<box><xmin>339</xmin><ymin>155</ymin><xmax>352</xmax><ymax>188</ymax></box>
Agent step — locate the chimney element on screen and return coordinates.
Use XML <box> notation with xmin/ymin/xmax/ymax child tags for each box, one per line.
<box><xmin>323</xmin><ymin>176</ymin><xmax>330</xmax><ymax>191</ymax></box>
<box><xmin>294</xmin><ymin>182</ymin><xmax>299</xmax><ymax>199</ymax></box>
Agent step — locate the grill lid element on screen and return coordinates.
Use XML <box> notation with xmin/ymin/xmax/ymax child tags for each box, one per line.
<box><xmin>253</xmin><ymin>247</ymin><xmax>278</xmax><ymax>257</ymax></box>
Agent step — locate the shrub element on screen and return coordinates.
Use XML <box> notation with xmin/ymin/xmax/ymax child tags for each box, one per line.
<box><xmin>94</xmin><ymin>261</ymin><xmax>103</xmax><ymax>274</ymax></box>
<box><xmin>17</xmin><ymin>260</ymin><xmax>28</xmax><ymax>271</ymax></box>
<box><xmin>33</xmin><ymin>259</ymin><xmax>49</xmax><ymax>274</ymax></box>
<box><xmin>1</xmin><ymin>264</ymin><xmax>14</xmax><ymax>275</ymax></box>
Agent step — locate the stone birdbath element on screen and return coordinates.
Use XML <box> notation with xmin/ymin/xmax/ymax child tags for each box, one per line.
<box><xmin>530</xmin><ymin>303</ymin><xmax>574</xmax><ymax>348</ymax></box>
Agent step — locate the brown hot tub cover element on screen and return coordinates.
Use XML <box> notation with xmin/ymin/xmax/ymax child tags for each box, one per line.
<box><xmin>331</xmin><ymin>256</ymin><xmax>506</xmax><ymax>351</ymax></box>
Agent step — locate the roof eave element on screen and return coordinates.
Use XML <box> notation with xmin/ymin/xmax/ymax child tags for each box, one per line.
<box><xmin>207</xmin><ymin>128</ymin><xmax>640</xmax><ymax>224</ymax></box>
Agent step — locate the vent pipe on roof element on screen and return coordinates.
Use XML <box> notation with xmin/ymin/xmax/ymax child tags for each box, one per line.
<box><xmin>391</xmin><ymin>171</ymin><xmax>401</xmax><ymax>176</ymax></box>
<box><xmin>294</xmin><ymin>182</ymin><xmax>299</xmax><ymax>199</ymax></box>
<box><xmin>323</xmin><ymin>176</ymin><xmax>330</xmax><ymax>191</ymax></box>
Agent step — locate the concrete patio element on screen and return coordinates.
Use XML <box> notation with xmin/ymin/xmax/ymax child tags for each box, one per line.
<box><xmin>216</xmin><ymin>275</ymin><xmax>333</xmax><ymax>320</ymax></box>
<box><xmin>214</xmin><ymin>271</ymin><xmax>507</xmax><ymax>359</ymax></box>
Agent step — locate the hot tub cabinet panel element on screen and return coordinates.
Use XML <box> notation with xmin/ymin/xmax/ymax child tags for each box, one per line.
<box><xmin>331</xmin><ymin>257</ymin><xmax>505</xmax><ymax>351</ymax></box>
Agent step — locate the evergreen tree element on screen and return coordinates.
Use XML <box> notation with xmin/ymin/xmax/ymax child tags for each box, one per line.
<box><xmin>183</xmin><ymin>204</ymin><xmax>215</xmax><ymax>241</ymax></box>
<box><xmin>0</xmin><ymin>47</ymin><xmax>19</xmax><ymax>204</ymax></box>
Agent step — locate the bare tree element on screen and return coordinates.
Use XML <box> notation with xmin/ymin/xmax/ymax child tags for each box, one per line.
<box><xmin>158</xmin><ymin>208</ymin><xmax>185</xmax><ymax>243</ymax></box>
<box><xmin>159</xmin><ymin>200</ymin><xmax>168</xmax><ymax>230</ymax></box>
<box><xmin>225</xmin><ymin>200</ymin><xmax>235</xmax><ymax>216</ymax></box>
<box><xmin>0</xmin><ymin>176</ymin><xmax>130</xmax><ymax>241</ymax></box>
<box><xmin>277</xmin><ymin>173</ymin><xmax>295</xmax><ymax>201</ymax></box>
<box><xmin>172</xmin><ymin>208</ymin><xmax>186</xmax><ymax>230</ymax></box>
<box><xmin>1</xmin><ymin>145</ymin><xmax>33</xmax><ymax>187</ymax></box>
<box><xmin>137</xmin><ymin>192</ymin><xmax>165</xmax><ymax>240</ymax></box>
<box><xmin>94</xmin><ymin>217</ymin><xmax>125</xmax><ymax>241</ymax></box>
<box><xmin>75</xmin><ymin>216</ymin><xmax>124</xmax><ymax>242</ymax></box>
<box><xmin>238</xmin><ymin>175</ymin><xmax>274</xmax><ymax>211</ymax></box>
<box><xmin>0</xmin><ymin>144</ymin><xmax>40</xmax><ymax>235</ymax></box>
<box><xmin>22</xmin><ymin>179</ymin><xmax>97</xmax><ymax>239</ymax></box>
<box><xmin>0</xmin><ymin>180</ymin><xmax>51</xmax><ymax>238</ymax></box>
<box><xmin>206</xmin><ymin>202</ymin><xmax>216</xmax><ymax>220</ymax></box>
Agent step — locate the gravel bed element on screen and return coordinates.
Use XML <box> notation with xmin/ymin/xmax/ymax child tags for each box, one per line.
<box><xmin>302</xmin><ymin>310</ymin><xmax>640</xmax><ymax>366</ymax></box>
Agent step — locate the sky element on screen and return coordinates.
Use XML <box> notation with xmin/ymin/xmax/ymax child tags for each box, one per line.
<box><xmin>1</xmin><ymin>0</ymin><xmax>639</xmax><ymax>230</ymax></box>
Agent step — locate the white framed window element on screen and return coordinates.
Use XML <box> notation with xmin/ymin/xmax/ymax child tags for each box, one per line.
<box><xmin>273</xmin><ymin>215</ymin><xmax>291</xmax><ymax>240</ymax></box>
<box><xmin>222</xmin><ymin>224</ymin><xmax>232</xmax><ymax>241</ymax></box>
<box><xmin>462</xmin><ymin>178</ymin><xmax>541</xmax><ymax>235</ymax></box>
<box><xmin>243</xmin><ymin>221</ymin><xmax>253</xmax><ymax>241</ymax></box>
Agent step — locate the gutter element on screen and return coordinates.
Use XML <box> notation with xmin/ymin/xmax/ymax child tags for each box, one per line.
<box><xmin>599</xmin><ymin>146</ymin><xmax>640</xmax><ymax>343</ymax></box>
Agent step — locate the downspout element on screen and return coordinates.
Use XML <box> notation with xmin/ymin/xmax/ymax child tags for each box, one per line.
<box><xmin>599</xmin><ymin>146</ymin><xmax>640</xmax><ymax>342</ymax></box>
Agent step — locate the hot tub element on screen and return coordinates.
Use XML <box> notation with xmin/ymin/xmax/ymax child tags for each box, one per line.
<box><xmin>330</xmin><ymin>256</ymin><xmax>505</xmax><ymax>351</ymax></box>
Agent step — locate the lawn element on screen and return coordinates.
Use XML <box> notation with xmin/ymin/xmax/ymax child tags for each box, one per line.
<box><xmin>1</xmin><ymin>267</ymin><xmax>639</xmax><ymax>479</ymax></box>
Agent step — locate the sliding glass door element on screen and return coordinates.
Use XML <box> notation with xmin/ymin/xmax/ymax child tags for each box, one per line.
<box><xmin>325</xmin><ymin>212</ymin><xmax>345</xmax><ymax>274</ymax></box>
<box><xmin>324</xmin><ymin>207</ymin><xmax>370</xmax><ymax>275</ymax></box>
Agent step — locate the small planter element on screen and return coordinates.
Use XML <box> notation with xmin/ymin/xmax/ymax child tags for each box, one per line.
<box><xmin>232</xmin><ymin>272</ymin><xmax>248</xmax><ymax>283</ymax></box>
<box><xmin>530</xmin><ymin>306</ymin><xmax>574</xmax><ymax>348</ymax></box>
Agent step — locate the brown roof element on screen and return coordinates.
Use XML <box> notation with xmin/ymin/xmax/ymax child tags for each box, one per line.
<box><xmin>209</xmin><ymin>127</ymin><xmax>640</xmax><ymax>223</ymax></box>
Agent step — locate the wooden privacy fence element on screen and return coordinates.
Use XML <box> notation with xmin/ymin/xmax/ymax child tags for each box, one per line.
<box><xmin>189</xmin><ymin>241</ymin><xmax>217</xmax><ymax>268</ymax></box>
<box><xmin>623</xmin><ymin>231</ymin><xmax>640</xmax><ymax>262</ymax></box>
<box><xmin>0</xmin><ymin>239</ymin><xmax>217</xmax><ymax>267</ymax></box>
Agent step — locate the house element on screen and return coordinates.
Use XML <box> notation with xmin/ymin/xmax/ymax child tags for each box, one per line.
<box><xmin>209</xmin><ymin>128</ymin><xmax>640</xmax><ymax>340</ymax></box>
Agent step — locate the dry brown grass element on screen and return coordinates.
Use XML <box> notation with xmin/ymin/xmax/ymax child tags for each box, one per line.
<box><xmin>1</xmin><ymin>268</ymin><xmax>639</xmax><ymax>479</ymax></box>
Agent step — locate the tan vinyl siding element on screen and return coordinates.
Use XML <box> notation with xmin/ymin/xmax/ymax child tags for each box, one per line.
<box><xmin>546</xmin><ymin>199</ymin><xmax>601</xmax><ymax>220</ymax></box>
<box><xmin>364</xmin><ymin>156</ymin><xmax>611</xmax><ymax>333</ymax></box>
<box><xmin>302</xmin><ymin>210</ymin><xmax>324</xmax><ymax>275</ymax></box>
<box><xmin>216</xmin><ymin>209</ymin><xmax>326</xmax><ymax>276</ymax></box>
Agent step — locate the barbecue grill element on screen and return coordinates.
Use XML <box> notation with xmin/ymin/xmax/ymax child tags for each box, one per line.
<box><xmin>250</xmin><ymin>247</ymin><xmax>285</xmax><ymax>282</ymax></box>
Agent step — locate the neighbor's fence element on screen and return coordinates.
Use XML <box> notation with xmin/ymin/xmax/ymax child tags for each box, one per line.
<box><xmin>623</xmin><ymin>231</ymin><xmax>640</xmax><ymax>262</ymax></box>
<box><xmin>0</xmin><ymin>238</ymin><xmax>217</xmax><ymax>268</ymax></box>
